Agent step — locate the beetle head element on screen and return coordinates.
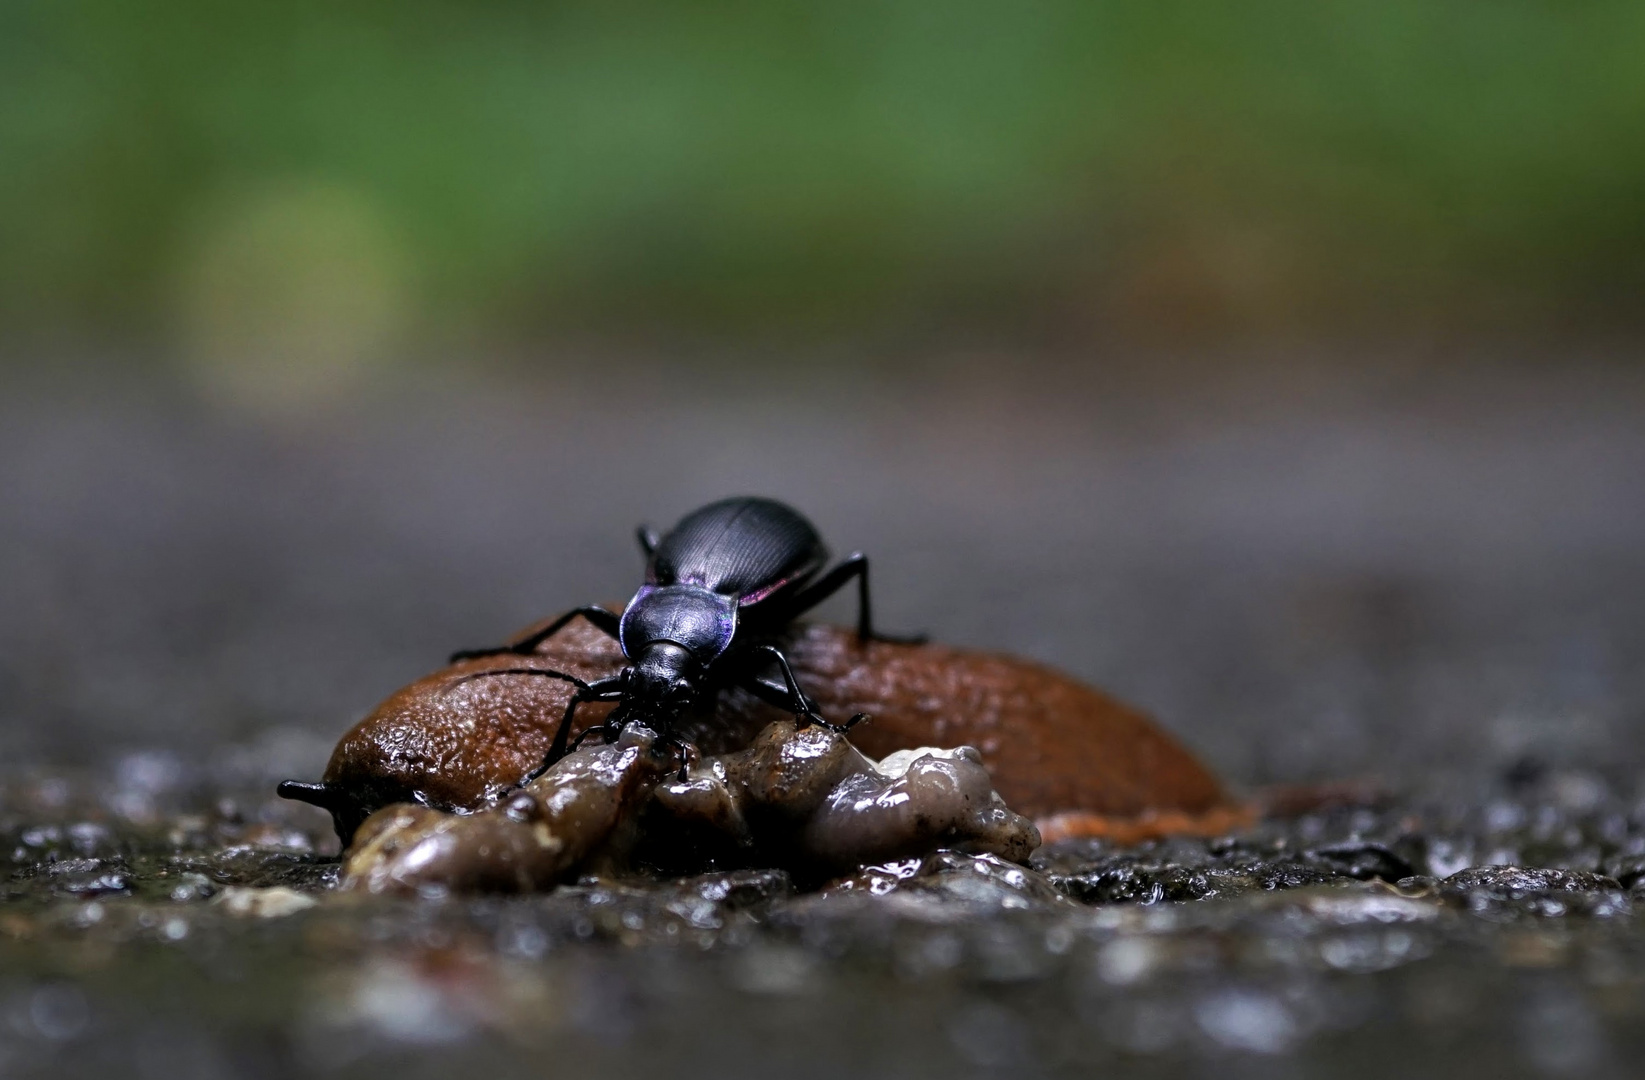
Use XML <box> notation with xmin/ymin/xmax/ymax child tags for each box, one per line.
<box><xmin>627</xmin><ymin>641</ymin><xmax>704</xmax><ymax>724</ymax></box>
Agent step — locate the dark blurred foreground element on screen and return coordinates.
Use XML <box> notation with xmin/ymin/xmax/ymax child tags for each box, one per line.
<box><xmin>1</xmin><ymin>744</ymin><xmax>1644</xmax><ymax>1079</ymax></box>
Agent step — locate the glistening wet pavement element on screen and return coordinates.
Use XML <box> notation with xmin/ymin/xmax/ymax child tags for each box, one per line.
<box><xmin>4</xmin><ymin>351</ymin><xmax>1645</xmax><ymax>1076</ymax></box>
<box><xmin>4</xmin><ymin>759</ymin><xmax>1645</xmax><ymax>1078</ymax></box>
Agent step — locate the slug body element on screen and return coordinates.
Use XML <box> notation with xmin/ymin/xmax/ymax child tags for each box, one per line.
<box><xmin>293</xmin><ymin>618</ymin><xmax>1235</xmax><ymax>844</ymax></box>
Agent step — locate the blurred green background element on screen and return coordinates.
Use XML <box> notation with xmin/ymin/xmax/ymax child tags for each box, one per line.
<box><xmin>4</xmin><ymin>1</ymin><xmax>1644</xmax><ymax>369</ymax></box>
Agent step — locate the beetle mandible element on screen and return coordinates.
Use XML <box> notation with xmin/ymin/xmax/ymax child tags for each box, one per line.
<box><xmin>450</xmin><ymin>496</ymin><xmax>919</xmax><ymax>777</ymax></box>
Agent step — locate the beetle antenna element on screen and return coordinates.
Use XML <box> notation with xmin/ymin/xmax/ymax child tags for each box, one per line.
<box><xmin>444</xmin><ymin>667</ymin><xmax>590</xmax><ymax>693</ymax></box>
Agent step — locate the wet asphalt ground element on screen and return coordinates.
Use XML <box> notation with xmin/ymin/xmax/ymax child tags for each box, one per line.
<box><xmin>2</xmin><ymin>346</ymin><xmax>1645</xmax><ymax>1076</ymax></box>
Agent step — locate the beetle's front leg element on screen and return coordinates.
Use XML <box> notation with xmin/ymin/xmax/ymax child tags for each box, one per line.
<box><xmin>739</xmin><ymin>644</ymin><xmax>869</xmax><ymax>734</ymax></box>
<box><xmin>653</xmin><ymin>731</ymin><xmax>702</xmax><ymax>781</ymax></box>
<box><xmin>529</xmin><ymin>673</ymin><xmax>628</xmax><ymax>779</ymax></box>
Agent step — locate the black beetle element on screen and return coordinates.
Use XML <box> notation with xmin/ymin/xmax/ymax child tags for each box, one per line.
<box><xmin>447</xmin><ymin>496</ymin><xmax>917</xmax><ymax>775</ymax></box>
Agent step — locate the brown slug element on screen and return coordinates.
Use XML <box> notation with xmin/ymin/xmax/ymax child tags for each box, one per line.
<box><xmin>285</xmin><ymin>617</ymin><xmax>1241</xmax><ymax>845</ymax></box>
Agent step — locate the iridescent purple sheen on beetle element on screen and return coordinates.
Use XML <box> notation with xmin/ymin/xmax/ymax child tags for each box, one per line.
<box><xmin>618</xmin><ymin>584</ymin><xmax>737</xmax><ymax>661</ymax></box>
<box><xmin>423</xmin><ymin>496</ymin><xmax>920</xmax><ymax>779</ymax></box>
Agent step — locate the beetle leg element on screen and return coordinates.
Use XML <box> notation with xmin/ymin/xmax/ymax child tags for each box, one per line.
<box><xmin>528</xmin><ymin>673</ymin><xmax>628</xmax><ymax>779</ymax></box>
<box><xmin>449</xmin><ymin>605</ymin><xmax>622</xmax><ymax>663</ymax></box>
<box><xmin>742</xmin><ymin>644</ymin><xmax>860</xmax><ymax>733</ymax></box>
<box><xmin>773</xmin><ymin>552</ymin><xmax>925</xmax><ymax>645</ymax></box>
<box><xmin>741</xmin><ymin>673</ymin><xmax>813</xmax><ymax>713</ymax></box>
<box><xmin>654</xmin><ymin>732</ymin><xmax>700</xmax><ymax>781</ymax></box>
<box><xmin>568</xmin><ymin>702</ymin><xmax>627</xmax><ymax>754</ymax></box>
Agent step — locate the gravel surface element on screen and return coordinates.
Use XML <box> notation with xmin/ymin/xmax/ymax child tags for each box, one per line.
<box><xmin>2</xmin><ymin>761</ymin><xmax>1643</xmax><ymax>1078</ymax></box>
<box><xmin>3</xmin><ymin>350</ymin><xmax>1645</xmax><ymax>1076</ymax></box>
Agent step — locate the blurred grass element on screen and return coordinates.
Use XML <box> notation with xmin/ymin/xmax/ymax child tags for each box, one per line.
<box><xmin>2</xmin><ymin>1</ymin><xmax>1643</xmax><ymax>349</ymax></box>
